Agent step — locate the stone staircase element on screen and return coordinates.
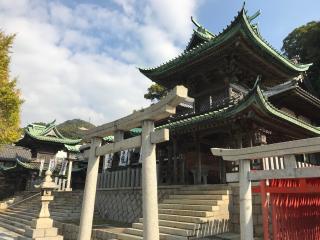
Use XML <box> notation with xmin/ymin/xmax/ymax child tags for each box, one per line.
<box><xmin>117</xmin><ymin>185</ymin><xmax>231</xmax><ymax>240</ymax></box>
<box><xmin>0</xmin><ymin>190</ymin><xmax>85</xmax><ymax>238</ymax></box>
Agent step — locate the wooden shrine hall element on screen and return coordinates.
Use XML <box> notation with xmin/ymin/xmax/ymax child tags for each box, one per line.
<box><xmin>95</xmin><ymin>7</ymin><xmax>320</xmax><ymax>190</ymax></box>
<box><xmin>137</xmin><ymin>8</ymin><xmax>320</xmax><ymax>186</ymax></box>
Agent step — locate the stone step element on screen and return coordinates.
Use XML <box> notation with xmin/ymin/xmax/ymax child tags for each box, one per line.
<box><xmin>163</xmin><ymin>198</ymin><xmax>224</xmax><ymax>206</ymax></box>
<box><xmin>132</xmin><ymin>223</ymin><xmax>195</xmax><ymax>237</ymax></box>
<box><xmin>0</xmin><ymin>225</ymin><xmax>23</xmax><ymax>239</ymax></box>
<box><xmin>0</xmin><ymin>211</ymin><xmax>35</xmax><ymax>221</ymax></box>
<box><xmin>0</xmin><ymin>214</ymin><xmax>28</xmax><ymax>230</ymax></box>
<box><xmin>159</xmin><ymin>203</ymin><xmax>219</xmax><ymax>211</ymax></box>
<box><xmin>0</xmin><ymin>218</ymin><xmax>25</xmax><ymax>235</ymax></box>
<box><xmin>159</xmin><ymin>209</ymin><xmax>215</xmax><ymax>217</ymax></box>
<box><xmin>11</xmin><ymin>205</ymin><xmax>80</xmax><ymax>213</ymax></box>
<box><xmin>12</xmin><ymin>205</ymin><xmax>80</xmax><ymax>211</ymax></box>
<box><xmin>117</xmin><ymin>233</ymin><xmax>143</xmax><ymax>240</ymax></box>
<box><xmin>177</xmin><ymin>190</ymin><xmax>231</xmax><ymax>195</ymax></box>
<box><xmin>182</xmin><ymin>184</ymin><xmax>230</xmax><ymax>191</ymax></box>
<box><xmin>138</xmin><ymin>218</ymin><xmax>201</xmax><ymax>230</ymax></box>
<box><xmin>159</xmin><ymin>220</ymin><xmax>200</xmax><ymax>231</ymax></box>
<box><xmin>212</xmin><ymin>232</ymin><xmax>240</xmax><ymax>240</ymax></box>
<box><xmin>158</xmin><ymin>214</ymin><xmax>206</xmax><ymax>223</ymax></box>
<box><xmin>18</xmin><ymin>236</ymin><xmax>63</xmax><ymax>240</ymax></box>
<box><xmin>169</xmin><ymin>194</ymin><xmax>228</xmax><ymax>200</ymax></box>
<box><xmin>6</xmin><ymin>209</ymin><xmax>37</xmax><ymax>218</ymax></box>
<box><xmin>124</xmin><ymin>228</ymin><xmax>188</xmax><ymax>240</ymax></box>
<box><xmin>0</xmin><ymin>212</ymin><xmax>31</xmax><ymax>225</ymax></box>
<box><xmin>6</xmin><ymin>208</ymin><xmax>80</xmax><ymax>220</ymax></box>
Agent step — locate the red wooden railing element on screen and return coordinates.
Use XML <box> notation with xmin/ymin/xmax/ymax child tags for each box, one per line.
<box><xmin>253</xmin><ymin>178</ymin><xmax>320</xmax><ymax>240</ymax></box>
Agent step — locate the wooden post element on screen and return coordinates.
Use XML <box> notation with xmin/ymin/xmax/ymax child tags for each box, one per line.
<box><xmin>284</xmin><ymin>154</ymin><xmax>296</xmax><ymax>169</ymax></box>
<box><xmin>167</xmin><ymin>145</ymin><xmax>173</xmax><ymax>184</ymax></box>
<box><xmin>158</xmin><ymin>148</ymin><xmax>163</xmax><ymax>185</ymax></box>
<box><xmin>197</xmin><ymin>141</ymin><xmax>202</xmax><ymax>184</ymax></box>
<box><xmin>173</xmin><ymin>138</ymin><xmax>178</xmax><ymax>184</ymax></box>
<box><xmin>141</xmin><ymin>120</ymin><xmax>159</xmax><ymax>240</ymax></box>
<box><xmin>77</xmin><ymin>137</ymin><xmax>102</xmax><ymax>240</ymax></box>
<box><xmin>260</xmin><ymin>180</ymin><xmax>269</xmax><ymax>240</ymax></box>
<box><xmin>180</xmin><ymin>154</ymin><xmax>185</xmax><ymax>184</ymax></box>
<box><xmin>66</xmin><ymin>160</ymin><xmax>73</xmax><ymax>191</ymax></box>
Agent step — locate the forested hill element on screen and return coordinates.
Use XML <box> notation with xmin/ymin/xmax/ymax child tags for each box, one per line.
<box><xmin>57</xmin><ymin>119</ymin><xmax>96</xmax><ymax>139</ymax></box>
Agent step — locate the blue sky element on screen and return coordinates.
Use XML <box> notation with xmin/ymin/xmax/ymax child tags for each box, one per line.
<box><xmin>0</xmin><ymin>0</ymin><xmax>319</xmax><ymax>126</ymax></box>
<box><xmin>198</xmin><ymin>1</ymin><xmax>320</xmax><ymax>51</ymax></box>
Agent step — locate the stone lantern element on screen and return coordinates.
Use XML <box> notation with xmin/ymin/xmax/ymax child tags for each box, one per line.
<box><xmin>19</xmin><ymin>170</ymin><xmax>64</xmax><ymax>240</ymax></box>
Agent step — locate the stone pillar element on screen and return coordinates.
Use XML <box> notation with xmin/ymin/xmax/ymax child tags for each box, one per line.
<box><xmin>239</xmin><ymin>158</ymin><xmax>254</xmax><ymax>240</ymax></box>
<box><xmin>66</xmin><ymin>159</ymin><xmax>73</xmax><ymax>191</ymax></box>
<box><xmin>141</xmin><ymin>120</ymin><xmax>160</xmax><ymax>240</ymax></box>
<box><xmin>77</xmin><ymin>138</ymin><xmax>102</xmax><ymax>240</ymax></box>
<box><xmin>20</xmin><ymin>170</ymin><xmax>63</xmax><ymax>240</ymax></box>
<box><xmin>238</xmin><ymin>134</ymin><xmax>254</xmax><ymax>240</ymax></box>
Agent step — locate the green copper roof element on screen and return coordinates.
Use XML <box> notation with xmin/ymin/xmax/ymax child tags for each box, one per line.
<box><xmin>0</xmin><ymin>163</ymin><xmax>17</xmax><ymax>171</ymax></box>
<box><xmin>130</xmin><ymin>128</ymin><xmax>142</xmax><ymax>136</ymax></box>
<box><xmin>64</xmin><ymin>144</ymin><xmax>81</xmax><ymax>152</ymax></box>
<box><xmin>24</xmin><ymin>120</ymin><xmax>81</xmax><ymax>145</ymax></box>
<box><xmin>140</xmin><ymin>7</ymin><xmax>311</xmax><ymax>77</ymax></box>
<box><xmin>16</xmin><ymin>158</ymin><xmax>84</xmax><ymax>173</ymax></box>
<box><xmin>157</xmin><ymin>78</ymin><xmax>320</xmax><ymax>135</ymax></box>
<box><xmin>185</xmin><ymin>17</ymin><xmax>215</xmax><ymax>51</ymax></box>
<box><xmin>103</xmin><ymin>136</ymin><xmax>114</xmax><ymax>142</ymax></box>
<box><xmin>102</xmin><ymin>128</ymin><xmax>142</xmax><ymax>142</ymax></box>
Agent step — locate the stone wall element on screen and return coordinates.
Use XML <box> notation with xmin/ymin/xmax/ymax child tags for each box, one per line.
<box><xmin>54</xmin><ymin>222</ymin><xmax>118</xmax><ymax>240</ymax></box>
<box><xmin>95</xmin><ymin>186</ymin><xmax>182</xmax><ymax>223</ymax></box>
<box><xmin>229</xmin><ymin>183</ymin><xmax>263</xmax><ymax>238</ymax></box>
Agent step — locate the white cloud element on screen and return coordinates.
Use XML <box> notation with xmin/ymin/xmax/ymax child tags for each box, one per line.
<box><xmin>0</xmin><ymin>0</ymin><xmax>200</xmax><ymax>126</ymax></box>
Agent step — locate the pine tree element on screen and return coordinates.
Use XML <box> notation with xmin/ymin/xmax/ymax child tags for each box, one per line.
<box><xmin>0</xmin><ymin>31</ymin><xmax>23</xmax><ymax>144</ymax></box>
<box><xmin>144</xmin><ymin>83</ymin><xmax>167</xmax><ymax>101</ymax></box>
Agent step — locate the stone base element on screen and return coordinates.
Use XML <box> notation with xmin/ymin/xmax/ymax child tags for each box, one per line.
<box><xmin>21</xmin><ymin>225</ymin><xmax>63</xmax><ymax>240</ymax></box>
<box><xmin>31</xmin><ymin>218</ymin><xmax>53</xmax><ymax>229</ymax></box>
<box><xmin>25</xmin><ymin>226</ymin><xmax>58</xmax><ymax>238</ymax></box>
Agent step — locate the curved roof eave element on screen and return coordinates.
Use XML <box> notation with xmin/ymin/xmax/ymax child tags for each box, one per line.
<box><xmin>24</xmin><ymin>130</ymin><xmax>81</xmax><ymax>145</ymax></box>
<box><xmin>156</xmin><ymin>82</ymin><xmax>320</xmax><ymax>135</ymax></box>
<box><xmin>139</xmin><ymin>8</ymin><xmax>312</xmax><ymax>79</ymax></box>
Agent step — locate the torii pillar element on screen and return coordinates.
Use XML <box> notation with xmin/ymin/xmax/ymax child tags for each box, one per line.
<box><xmin>141</xmin><ymin>120</ymin><xmax>159</xmax><ymax>239</ymax></box>
<box><xmin>77</xmin><ymin>138</ymin><xmax>102</xmax><ymax>240</ymax></box>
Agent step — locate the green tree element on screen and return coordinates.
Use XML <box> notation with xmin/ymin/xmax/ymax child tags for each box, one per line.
<box><xmin>282</xmin><ymin>21</ymin><xmax>320</xmax><ymax>95</ymax></box>
<box><xmin>144</xmin><ymin>83</ymin><xmax>167</xmax><ymax>101</ymax></box>
<box><xmin>57</xmin><ymin>119</ymin><xmax>96</xmax><ymax>139</ymax></box>
<box><xmin>0</xmin><ymin>31</ymin><xmax>23</xmax><ymax>144</ymax></box>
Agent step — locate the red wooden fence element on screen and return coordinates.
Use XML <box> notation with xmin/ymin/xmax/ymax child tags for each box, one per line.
<box><xmin>253</xmin><ymin>178</ymin><xmax>320</xmax><ymax>240</ymax></box>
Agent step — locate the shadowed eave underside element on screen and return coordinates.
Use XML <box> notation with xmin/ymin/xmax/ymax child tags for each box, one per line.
<box><xmin>156</xmin><ymin>81</ymin><xmax>320</xmax><ymax>136</ymax></box>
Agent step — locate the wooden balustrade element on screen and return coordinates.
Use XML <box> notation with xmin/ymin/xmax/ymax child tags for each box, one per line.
<box><xmin>97</xmin><ymin>166</ymin><xmax>142</xmax><ymax>189</ymax></box>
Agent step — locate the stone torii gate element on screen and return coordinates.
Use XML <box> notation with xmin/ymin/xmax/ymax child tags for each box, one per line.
<box><xmin>77</xmin><ymin>86</ymin><xmax>188</xmax><ymax>240</ymax></box>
